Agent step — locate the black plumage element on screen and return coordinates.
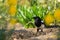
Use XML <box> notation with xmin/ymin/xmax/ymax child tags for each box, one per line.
<box><xmin>33</xmin><ymin>16</ymin><xmax>43</xmax><ymax>32</ymax></box>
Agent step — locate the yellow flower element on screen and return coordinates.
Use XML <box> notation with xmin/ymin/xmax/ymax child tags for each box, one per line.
<box><xmin>44</xmin><ymin>13</ymin><xmax>54</xmax><ymax>25</ymax></box>
<box><xmin>9</xmin><ymin>18</ymin><xmax>17</xmax><ymax>25</ymax></box>
<box><xmin>7</xmin><ymin>0</ymin><xmax>17</xmax><ymax>5</ymax></box>
<box><xmin>9</xmin><ymin>6</ymin><xmax>17</xmax><ymax>16</ymax></box>
<box><xmin>54</xmin><ymin>9</ymin><xmax>60</xmax><ymax>21</ymax></box>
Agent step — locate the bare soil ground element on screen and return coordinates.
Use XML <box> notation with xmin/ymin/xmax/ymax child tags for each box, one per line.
<box><xmin>6</xmin><ymin>23</ymin><xmax>60</xmax><ymax>40</ymax></box>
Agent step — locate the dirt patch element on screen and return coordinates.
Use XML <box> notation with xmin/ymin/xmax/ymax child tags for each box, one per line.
<box><xmin>7</xmin><ymin>28</ymin><xmax>60</xmax><ymax>40</ymax></box>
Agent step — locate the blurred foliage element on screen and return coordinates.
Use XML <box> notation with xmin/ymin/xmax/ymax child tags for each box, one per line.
<box><xmin>16</xmin><ymin>6</ymin><xmax>35</xmax><ymax>28</ymax></box>
<box><xmin>29</xmin><ymin>0</ymin><xmax>37</xmax><ymax>6</ymax></box>
<box><xmin>0</xmin><ymin>28</ymin><xmax>14</xmax><ymax>40</ymax></box>
<box><xmin>0</xmin><ymin>0</ymin><xmax>60</xmax><ymax>28</ymax></box>
<box><xmin>0</xmin><ymin>28</ymin><xmax>6</xmax><ymax>40</ymax></box>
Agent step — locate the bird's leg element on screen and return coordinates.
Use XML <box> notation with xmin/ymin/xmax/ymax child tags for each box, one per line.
<box><xmin>36</xmin><ymin>27</ymin><xmax>40</xmax><ymax>36</ymax></box>
<box><xmin>36</xmin><ymin>27</ymin><xmax>46</xmax><ymax>35</ymax></box>
<box><xmin>37</xmin><ymin>27</ymin><xmax>40</xmax><ymax>33</ymax></box>
<box><xmin>37</xmin><ymin>27</ymin><xmax>43</xmax><ymax>32</ymax></box>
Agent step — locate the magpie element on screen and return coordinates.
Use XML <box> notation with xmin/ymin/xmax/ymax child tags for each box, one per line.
<box><xmin>33</xmin><ymin>16</ymin><xmax>43</xmax><ymax>33</ymax></box>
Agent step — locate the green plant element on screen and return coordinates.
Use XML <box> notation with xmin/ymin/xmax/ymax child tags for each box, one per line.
<box><xmin>16</xmin><ymin>5</ymin><xmax>47</xmax><ymax>28</ymax></box>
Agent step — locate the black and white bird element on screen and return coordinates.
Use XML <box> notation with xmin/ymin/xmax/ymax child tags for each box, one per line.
<box><xmin>33</xmin><ymin>16</ymin><xmax>44</xmax><ymax>33</ymax></box>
